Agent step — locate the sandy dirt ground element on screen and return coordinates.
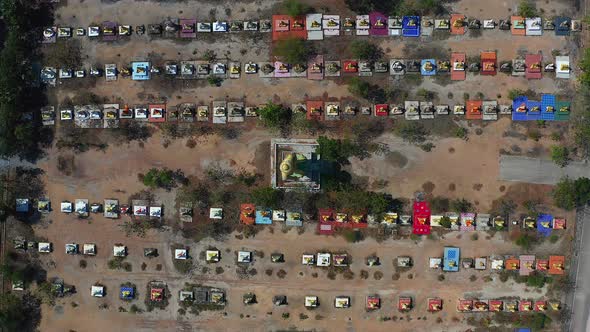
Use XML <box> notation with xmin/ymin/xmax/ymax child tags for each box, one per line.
<box><xmin>35</xmin><ymin>215</ymin><xmax>570</xmax><ymax>332</ymax></box>
<box><xmin>34</xmin><ymin>122</ymin><xmax>573</xmax><ymax>332</ymax></box>
<box><xmin>350</xmin><ymin>118</ymin><xmax>561</xmax><ymax>212</ymax></box>
<box><xmin>31</xmin><ymin>0</ymin><xmax>580</xmax><ymax>331</ymax></box>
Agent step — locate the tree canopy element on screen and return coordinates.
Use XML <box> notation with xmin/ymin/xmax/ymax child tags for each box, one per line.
<box><xmin>316</xmin><ymin>136</ymin><xmax>358</xmax><ymax>165</ymax></box>
<box><xmin>515</xmin><ymin>233</ymin><xmax>538</xmax><ymax>250</ymax></box>
<box><xmin>0</xmin><ymin>0</ymin><xmax>54</xmax><ymax>160</ymax></box>
<box><xmin>282</xmin><ymin>0</ymin><xmax>313</xmax><ymax>16</ymax></box>
<box><xmin>552</xmin><ymin>177</ymin><xmax>590</xmax><ymax>210</ymax></box>
<box><xmin>250</xmin><ymin>187</ymin><xmax>283</xmax><ymax>209</ymax></box>
<box><xmin>517</xmin><ymin>0</ymin><xmax>537</xmax><ymax>17</ymax></box>
<box><xmin>349</xmin><ymin>40</ymin><xmax>382</xmax><ymax>62</ymax></box>
<box><xmin>550</xmin><ymin>146</ymin><xmax>570</xmax><ymax>167</ymax></box>
<box><xmin>274</xmin><ymin>38</ymin><xmax>312</xmax><ymax>64</ymax></box>
<box><xmin>0</xmin><ymin>293</ymin><xmax>26</xmax><ymax>331</ymax></box>
<box><xmin>141</xmin><ymin>168</ymin><xmax>186</xmax><ymax>190</ymax></box>
<box><xmin>394</xmin><ymin>122</ymin><xmax>430</xmax><ymax>144</ymax></box>
<box><xmin>450</xmin><ymin>198</ymin><xmax>473</xmax><ymax>213</ymax></box>
<box><xmin>258</xmin><ymin>102</ymin><xmax>291</xmax><ymax>130</ymax></box>
<box><xmin>347</xmin><ymin>77</ymin><xmax>386</xmax><ymax>103</ymax></box>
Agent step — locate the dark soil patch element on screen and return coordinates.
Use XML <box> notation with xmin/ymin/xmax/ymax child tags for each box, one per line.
<box><xmin>385</xmin><ymin>151</ymin><xmax>409</xmax><ymax>168</ymax></box>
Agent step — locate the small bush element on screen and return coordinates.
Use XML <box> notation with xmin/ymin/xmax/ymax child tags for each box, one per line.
<box><xmin>527</xmin><ymin>129</ymin><xmax>542</xmax><ymax>141</ymax></box>
<box><xmin>343</xmin><ymin>229</ymin><xmax>364</xmax><ymax>243</ymax></box>
<box><xmin>129</xmin><ymin>304</ymin><xmax>142</xmax><ymax>314</ymax></box>
<box><xmin>207</xmin><ymin>76</ymin><xmax>223</xmax><ymax>87</ymax></box>
<box><xmin>186</xmin><ymin>139</ymin><xmax>196</xmax><ymax>148</ymax></box>
<box><xmin>551</xmin><ymin>146</ymin><xmax>570</xmax><ymax>167</ymax></box>
<box><xmin>283</xmin><ymin>0</ymin><xmax>312</xmax><ymax>16</ymax></box>
<box><xmin>526</xmin><ymin>271</ymin><xmax>548</xmax><ymax>288</ymax></box>
<box><xmin>343</xmin><ymin>270</ymin><xmax>354</xmax><ymax>280</ymax></box>
<box><xmin>455</xmin><ymin>127</ymin><xmax>468</xmax><ymax>139</ymax></box>
<box><xmin>374</xmin><ymin>271</ymin><xmax>383</xmax><ymax>280</ymax></box>
<box><xmin>518</xmin><ymin>0</ymin><xmax>537</xmax><ymax>17</ymax></box>
<box><xmin>499</xmin><ymin>271</ymin><xmax>510</xmax><ymax>282</ymax></box>
<box><xmin>515</xmin><ymin>233</ymin><xmax>538</xmax><ymax>250</ymax></box>
<box><xmin>420</xmin><ymin>143</ymin><xmax>435</xmax><ymax>152</ymax></box>
<box><xmin>551</xmin><ymin>132</ymin><xmax>562</xmax><ymax>141</ymax></box>
<box><xmin>349</xmin><ymin>40</ymin><xmax>382</xmax><ymax>61</ymax></box>
<box><xmin>79</xmin><ymin>260</ymin><xmax>87</xmax><ymax>269</ymax></box>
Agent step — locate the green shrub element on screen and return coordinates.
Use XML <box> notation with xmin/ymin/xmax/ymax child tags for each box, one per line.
<box><xmin>343</xmin><ymin>230</ymin><xmax>364</xmax><ymax>243</ymax></box>
<box><xmin>394</xmin><ymin>122</ymin><xmax>429</xmax><ymax>144</ymax></box>
<box><xmin>517</xmin><ymin>0</ymin><xmax>537</xmax><ymax>17</ymax></box>
<box><xmin>283</xmin><ymin>0</ymin><xmax>312</xmax><ymax>16</ymax></box>
<box><xmin>349</xmin><ymin>40</ymin><xmax>382</xmax><ymax>61</ymax></box>
<box><xmin>515</xmin><ymin>234</ymin><xmax>538</xmax><ymax>250</ymax></box>
<box><xmin>274</xmin><ymin>38</ymin><xmax>311</xmax><ymax>64</ymax></box>
<box><xmin>551</xmin><ymin>146</ymin><xmax>570</xmax><ymax>167</ymax></box>
<box><xmin>455</xmin><ymin>127</ymin><xmax>468</xmax><ymax>139</ymax></box>
<box><xmin>258</xmin><ymin>103</ymin><xmax>291</xmax><ymax>130</ymax></box>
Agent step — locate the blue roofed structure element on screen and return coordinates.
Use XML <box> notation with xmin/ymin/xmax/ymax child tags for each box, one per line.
<box><xmin>255</xmin><ymin>208</ymin><xmax>273</xmax><ymax>225</ymax></box>
<box><xmin>402</xmin><ymin>16</ymin><xmax>420</xmax><ymax>37</ymax></box>
<box><xmin>537</xmin><ymin>214</ymin><xmax>553</xmax><ymax>237</ymax></box>
<box><xmin>512</xmin><ymin>96</ymin><xmax>527</xmax><ymax>121</ymax></box>
<box><xmin>132</xmin><ymin>61</ymin><xmax>150</xmax><ymax>81</ymax></box>
<box><xmin>526</xmin><ymin>100</ymin><xmax>541</xmax><ymax>121</ymax></box>
<box><xmin>554</xmin><ymin>17</ymin><xmax>571</xmax><ymax>36</ymax></box>
<box><xmin>443</xmin><ymin>247</ymin><xmax>460</xmax><ymax>272</ymax></box>
<box><xmin>120</xmin><ymin>286</ymin><xmax>134</xmax><ymax>300</ymax></box>
<box><xmin>541</xmin><ymin>94</ymin><xmax>556</xmax><ymax>121</ymax></box>
<box><xmin>420</xmin><ymin>59</ymin><xmax>436</xmax><ymax>76</ymax></box>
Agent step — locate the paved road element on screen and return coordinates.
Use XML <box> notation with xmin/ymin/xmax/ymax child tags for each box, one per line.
<box><xmin>568</xmin><ymin>206</ymin><xmax>590</xmax><ymax>332</ymax></box>
<box><xmin>499</xmin><ymin>155</ymin><xmax>590</xmax><ymax>185</ymax></box>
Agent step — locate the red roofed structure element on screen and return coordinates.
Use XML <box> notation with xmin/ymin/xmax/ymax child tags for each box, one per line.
<box><xmin>342</xmin><ymin>60</ymin><xmax>358</xmax><ymax>73</ymax></box>
<box><xmin>549</xmin><ymin>255</ymin><xmax>565</xmax><ymax>275</ymax></box>
<box><xmin>318</xmin><ymin>208</ymin><xmax>368</xmax><ymax>235</ymax></box>
<box><xmin>489</xmin><ymin>300</ymin><xmax>503</xmax><ymax>312</ymax></box>
<box><xmin>536</xmin><ymin>259</ymin><xmax>548</xmax><ymax>271</ymax></box>
<box><xmin>428</xmin><ymin>298</ymin><xmax>442</xmax><ymax>312</ymax></box>
<box><xmin>306</xmin><ymin>100</ymin><xmax>323</xmax><ymax>121</ymax></box>
<box><xmin>412</xmin><ymin>201</ymin><xmax>431</xmax><ymax>235</ymax></box>
<box><xmin>239</xmin><ymin>204</ymin><xmax>256</xmax><ymax>225</ymax></box>
<box><xmin>272</xmin><ymin>15</ymin><xmax>306</xmax><ymax>41</ymax></box>
<box><xmin>366</xmin><ymin>295</ymin><xmax>380</xmax><ymax>310</ymax></box>
<box><xmin>318</xmin><ymin>208</ymin><xmax>335</xmax><ymax>235</ymax></box>
<box><xmin>398</xmin><ymin>297</ymin><xmax>412</xmax><ymax>312</ymax></box>
<box><xmin>374</xmin><ymin>104</ymin><xmax>389</xmax><ymax>116</ymax></box>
